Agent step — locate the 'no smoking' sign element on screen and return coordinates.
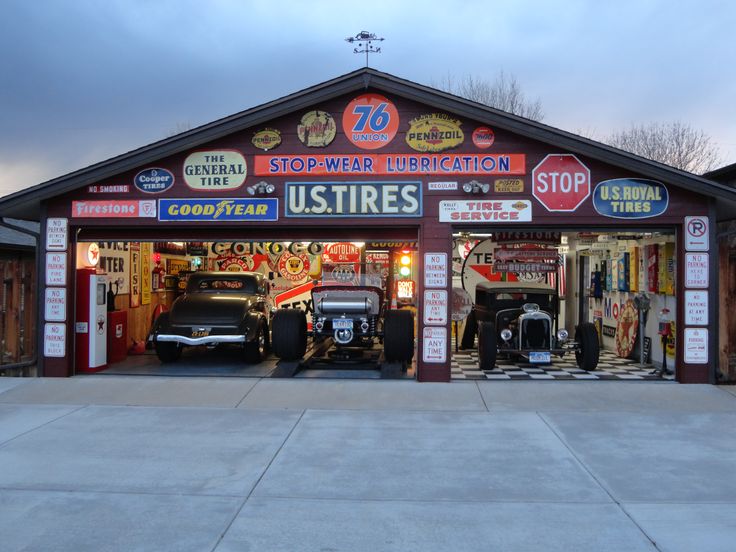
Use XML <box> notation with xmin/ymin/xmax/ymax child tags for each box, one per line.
<box><xmin>684</xmin><ymin>216</ymin><xmax>709</xmax><ymax>251</ymax></box>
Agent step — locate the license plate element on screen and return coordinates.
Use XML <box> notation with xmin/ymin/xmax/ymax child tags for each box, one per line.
<box><xmin>529</xmin><ymin>351</ymin><xmax>551</xmax><ymax>363</ymax></box>
<box><xmin>191</xmin><ymin>328</ymin><xmax>211</xmax><ymax>338</ymax></box>
<box><xmin>332</xmin><ymin>319</ymin><xmax>353</xmax><ymax>330</ymax></box>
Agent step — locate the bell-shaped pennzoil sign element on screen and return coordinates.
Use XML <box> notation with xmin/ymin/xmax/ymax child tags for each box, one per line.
<box><xmin>405</xmin><ymin>114</ymin><xmax>464</xmax><ymax>152</ymax></box>
<box><xmin>592</xmin><ymin>178</ymin><xmax>669</xmax><ymax>219</ymax></box>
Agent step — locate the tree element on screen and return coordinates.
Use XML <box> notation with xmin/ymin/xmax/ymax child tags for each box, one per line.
<box><xmin>605</xmin><ymin>121</ymin><xmax>721</xmax><ymax>175</ymax></box>
<box><xmin>434</xmin><ymin>71</ymin><xmax>544</xmax><ymax>121</ymax></box>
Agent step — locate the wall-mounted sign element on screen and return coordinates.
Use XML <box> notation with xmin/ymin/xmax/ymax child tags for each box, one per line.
<box><xmin>324</xmin><ymin>242</ymin><xmax>361</xmax><ymax>263</ymax></box>
<box><xmin>532</xmin><ymin>154</ymin><xmax>590</xmax><ymax>212</ymax></box>
<box><xmin>494</xmin><ymin>248</ymin><xmax>559</xmax><ymax>262</ymax></box>
<box><xmin>423</xmin><ymin>289</ymin><xmax>448</xmax><ymax>325</ymax></box>
<box><xmin>98</xmin><ymin>242</ymin><xmax>129</xmax><ymax>293</ymax></box>
<box><xmin>424</xmin><ymin>252</ymin><xmax>447</xmax><ymax>288</ymax></box>
<box><xmin>252</xmin><ymin>128</ymin><xmax>282</xmax><ymax>151</ymax></box>
<box><xmin>684</xmin><ymin>216</ymin><xmax>709</xmax><ymax>251</ymax></box>
<box><xmin>166</xmin><ymin>259</ymin><xmax>190</xmax><ymax>276</ymax></box>
<box><xmin>44</xmin><ymin>287</ymin><xmax>67</xmax><ymax>321</ymax></box>
<box><xmin>438</xmin><ymin>199</ymin><xmax>532</xmax><ymax>222</ymax></box>
<box><xmin>684</xmin><ymin>290</ymin><xmax>708</xmax><ymax>325</ymax></box>
<box><xmin>297</xmin><ymin>110</ymin><xmax>336</xmax><ymax>147</ymax></box>
<box><xmin>130</xmin><ymin>243</ymin><xmax>140</xmax><ymax>308</ymax></box>
<box><xmin>684</xmin><ymin>252</ymin><xmax>708</xmax><ymax>288</ymax></box>
<box><xmin>495</xmin><ymin>232</ymin><xmax>561</xmax><ymax>245</ymax></box>
<box><xmin>592</xmin><ymin>179</ymin><xmax>669</xmax><ymax>218</ymax></box>
<box><xmin>494</xmin><ymin>178</ymin><xmax>524</xmax><ymax>193</ymax></box>
<box><xmin>285</xmin><ymin>182</ymin><xmax>421</xmax><ymax>217</ymax></box>
<box><xmin>86</xmin><ymin>243</ymin><xmax>100</xmax><ymax>266</ymax></box>
<box><xmin>422</xmin><ymin>326</ymin><xmax>447</xmax><ymax>363</ymax></box>
<box><xmin>278</xmin><ymin>253</ymin><xmax>310</xmax><ymax>282</ymax></box>
<box><xmin>254</xmin><ymin>153</ymin><xmax>526</xmax><ymax>176</ymax></box>
<box><xmin>158</xmin><ymin>198</ymin><xmax>278</xmax><ymax>221</ymax></box>
<box><xmin>494</xmin><ymin>262</ymin><xmax>557</xmax><ymax>273</ymax></box>
<box><xmin>71</xmin><ymin>200</ymin><xmax>156</xmax><ymax>218</ymax></box>
<box><xmin>684</xmin><ymin>328</ymin><xmax>708</xmax><ymax>364</ymax></box>
<box><xmin>405</xmin><ymin>114</ymin><xmax>464</xmax><ymax>152</ymax></box>
<box><xmin>343</xmin><ymin>94</ymin><xmax>399</xmax><ymax>150</ymax></box>
<box><xmin>211</xmin><ymin>241</ymin><xmax>323</xmax><ymax>257</ymax></box>
<box><xmin>45</xmin><ymin>252</ymin><xmax>67</xmax><ymax>286</ymax></box>
<box><xmin>44</xmin><ymin>322</ymin><xmax>66</xmax><ymax>357</ymax></box>
<box><xmin>183</xmin><ymin>150</ymin><xmax>246</xmax><ymax>191</ymax></box>
<box><xmin>46</xmin><ymin>218</ymin><xmax>68</xmax><ymax>251</ymax></box>
<box><xmin>134</xmin><ymin>168</ymin><xmax>175</xmax><ymax>194</ymax></box>
<box><xmin>366</xmin><ymin>241</ymin><xmax>417</xmax><ymax>250</ymax></box>
<box><xmin>87</xmin><ymin>184</ymin><xmax>129</xmax><ymax>193</ymax></box>
<box><xmin>141</xmin><ymin>242</ymin><xmax>151</xmax><ymax>306</ymax></box>
<box><xmin>472</xmin><ymin>127</ymin><xmax>495</xmax><ymax>149</ymax></box>
<box><xmin>427</xmin><ymin>181</ymin><xmax>457</xmax><ymax>191</ymax></box>
<box><xmin>615</xmin><ymin>299</ymin><xmax>639</xmax><ymax>358</ymax></box>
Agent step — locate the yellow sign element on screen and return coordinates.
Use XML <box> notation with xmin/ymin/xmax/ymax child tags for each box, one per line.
<box><xmin>141</xmin><ymin>243</ymin><xmax>152</xmax><ymax>305</ymax></box>
<box><xmin>183</xmin><ymin>151</ymin><xmax>247</xmax><ymax>191</ymax></box>
<box><xmin>494</xmin><ymin>178</ymin><xmax>524</xmax><ymax>193</ymax></box>
<box><xmin>167</xmin><ymin>258</ymin><xmax>191</xmax><ymax>276</ymax></box>
<box><xmin>405</xmin><ymin>114</ymin><xmax>464</xmax><ymax>152</ymax></box>
<box><xmin>252</xmin><ymin>128</ymin><xmax>281</xmax><ymax>151</ymax></box>
<box><xmin>297</xmin><ymin>111</ymin><xmax>336</xmax><ymax>147</ymax></box>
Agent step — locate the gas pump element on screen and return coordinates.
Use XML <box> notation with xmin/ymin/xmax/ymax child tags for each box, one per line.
<box><xmin>75</xmin><ymin>267</ymin><xmax>108</xmax><ymax>372</ymax></box>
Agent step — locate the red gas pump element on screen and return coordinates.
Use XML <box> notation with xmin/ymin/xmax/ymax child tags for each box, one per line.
<box><xmin>75</xmin><ymin>268</ymin><xmax>108</xmax><ymax>372</ymax></box>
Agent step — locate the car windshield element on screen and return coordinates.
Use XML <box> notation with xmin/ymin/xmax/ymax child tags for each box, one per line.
<box><xmin>188</xmin><ymin>276</ymin><xmax>257</xmax><ymax>293</ymax></box>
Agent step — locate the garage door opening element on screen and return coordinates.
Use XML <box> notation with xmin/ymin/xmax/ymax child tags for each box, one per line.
<box><xmin>451</xmin><ymin>230</ymin><xmax>677</xmax><ymax>381</ymax></box>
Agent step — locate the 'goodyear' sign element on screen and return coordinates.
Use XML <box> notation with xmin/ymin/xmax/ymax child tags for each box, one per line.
<box><xmin>592</xmin><ymin>179</ymin><xmax>668</xmax><ymax>219</ymax></box>
<box><xmin>158</xmin><ymin>199</ymin><xmax>278</xmax><ymax>221</ymax></box>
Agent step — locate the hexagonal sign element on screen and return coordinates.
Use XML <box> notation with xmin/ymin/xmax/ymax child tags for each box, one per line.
<box><xmin>532</xmin><ymin>154</ymin><xmax>591</xmax><ymax>212</ymax></box>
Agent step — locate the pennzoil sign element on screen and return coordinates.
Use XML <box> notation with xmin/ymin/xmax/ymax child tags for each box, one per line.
<box><xmin>252</xmin><ymin>128</ymin><xmax>281</xmax><ymax>151</ymax></box>
<box><xmin>406</xmin><ymin>114</ymin><xmax>464</xmax><ymax>152</ymax></box>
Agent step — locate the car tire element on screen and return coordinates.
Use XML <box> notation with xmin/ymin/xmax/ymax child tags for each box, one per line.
<box><xmin>244</xmin><ymin>321</ymin><xmax>267</xmax><ymax>364</ymax></box>
<box><xmin>460</xmin><ymin>310</ymin><xmax>477</xmax><ymax>349</ymax></box>
<box><xmin>575</xmin><ymin>322</ymin><xmax>600</xmax><ymax>371</ymax></box>
<box><xmin>478</xmin><ymin>321</ymin><xmax>497</xmax><ymax>370</ymax></box>
<box><xmin>272</xmin><ymin>309</ymin><xmax>307</xmax><ymax>361</ymax></box>
<box><xmin>384</xmin><ymin>309</ymin><xmax>414</xmax><ymax>363</ymax></box>
<box><xmin>155</xmin><ymin>341</ymin><xmax>181</xmax><ymax>363</ymax></box>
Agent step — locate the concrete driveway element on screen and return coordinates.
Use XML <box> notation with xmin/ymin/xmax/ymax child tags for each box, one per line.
<box><xmin>1</xmin><ymin>377</ymin><xmax>735</xmax><ymax>551</ymax></box>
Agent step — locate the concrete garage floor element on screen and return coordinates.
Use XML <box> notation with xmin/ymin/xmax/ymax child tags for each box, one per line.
<box><xmin>1</xmin><ymin>378</ymin><xmax>735</xmax><ymax>551</ymax></box>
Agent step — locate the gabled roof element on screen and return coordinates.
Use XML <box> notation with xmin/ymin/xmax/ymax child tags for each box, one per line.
<box><xmin>2</xmin><ymin>67</ymin><xmax>735</xmax><ymax>220</ymax></box>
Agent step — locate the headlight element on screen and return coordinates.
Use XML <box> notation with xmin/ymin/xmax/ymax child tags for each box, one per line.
<box><xmin>522</xmin><ymin>303</ymin><xmax>539</xmax><ymax>313</ymax></box>
<box><xmin>556</xmin><ymin>329</ymin><xmax>569</xmax><ymax>341</ymax></box>
<box><xmin>500</xmin><ymin>328</ymin><xmax>513</xmax><ymax>342</ymax></box>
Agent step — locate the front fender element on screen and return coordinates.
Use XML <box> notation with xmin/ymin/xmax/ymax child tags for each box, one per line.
<box><xmin>241</xmin><ymin>311</ymin><xmax>265</xmax><ymax>341</ymax></box>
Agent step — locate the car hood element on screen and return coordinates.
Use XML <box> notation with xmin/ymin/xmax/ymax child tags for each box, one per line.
<box><xmin>169</xmin><ymin>293</ymin><xmax>255</xmax><ymax>325</ymax></box>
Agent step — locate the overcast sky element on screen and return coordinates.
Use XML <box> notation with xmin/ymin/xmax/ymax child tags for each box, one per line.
<box><xmin>1</xmin><ymin>0</ymin><xmax>734</xmax><ymax>198</ymax></box>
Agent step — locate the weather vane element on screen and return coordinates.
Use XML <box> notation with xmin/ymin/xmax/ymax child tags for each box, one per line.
<box><xmin>345</xmin><ymin>31</ymin><xmax>384</xmax><ymax>67</ymax></box>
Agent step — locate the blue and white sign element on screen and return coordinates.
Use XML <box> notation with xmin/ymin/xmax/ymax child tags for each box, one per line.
<box><xmin>592</xmin><ymin>178</ymin><xmax>668</xmax><ymax>219</ymax></box>
<box><xmin>158</xmin><ymin>198</ymin><xmax>278</xmax><ymax>221</ymax></box>
<box><xmin>134</xmin><ymin>168</ymin><xmax>175</xmax><ymax>194</ymax></box>
<box><xmin>286</xmin><ymin>181</ymin><xmax>422</xmax><ymax>217</ymax></box>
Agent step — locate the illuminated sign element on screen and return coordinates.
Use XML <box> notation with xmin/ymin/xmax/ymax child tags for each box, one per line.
<box><xmin>134</xmin><ymin>168</ymin><xmax>175</xmax><ymax>194</ymax></box>
<box><xmin>183</xmin><ymin>150</ymin><xmax>247</xmax><ymax>191</ymax></box>
<box><xmin>405</xmin><ymin>114</ymin><xmax>464</xmax><ymax>152</ymax></box>
<box><xmin>343</xmin><ymin>94</ymin><xmax>399</xmax><ymax>149</ymax></box>
<box><xmin>255</xmin><ymin>153</ymin><xmax>525</xmax><ymax>176</ymax></box>
<box><xmin>285</xmin><ymin>182</ymin><xmax>421</xmax><ymax>217</ymax></box>
<box><xmin>592</xmin><ymin>179</ymin><xmax>669</xmax><ymax>218</ymax></box>
<box><xmin>438</xmin><ymin>199</ymin><xmax>532</xmax><ymax>222</ymax></box>
<box><xmin>158</xmin><ymin>198</ymin><xmax>278</xmax><ymax>221</ymax></box>
<box><xmin>71</xmin><ymin>200</ymin><xmax>156</xmax><ymax>218</ymax></box>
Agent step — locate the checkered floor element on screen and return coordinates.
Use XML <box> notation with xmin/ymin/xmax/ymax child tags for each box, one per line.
<box><xmin>451</xmin><ymin>347</ymin><xmax>674</xmax><ymax>381</ymax></box>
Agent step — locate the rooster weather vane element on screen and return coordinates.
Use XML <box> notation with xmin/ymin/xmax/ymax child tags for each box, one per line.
<box><xmin>345</xmin><ymin>31</ymin><xmax>384</xmax><ymax>67</ymax></box>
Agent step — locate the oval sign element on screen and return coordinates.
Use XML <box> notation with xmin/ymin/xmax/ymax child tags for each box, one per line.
<box><xmin>406</xmin><ymin>114</ymin><xmax>464</xmax><ymax>152</ymax></box>
<box><xmin>252</xmin><ymin>128</ymin><xmax>281</xmax><ymax>151</ymax></box>
<box><xmin>134</xmin><ymin>168</ymin><xmax>175</xmax><ymax>194</ymax></box>
<box><xmin>592</xmin><ymin>178</ymin><xmax>669</xmax><ymax>219</ymax></box>
<box><xmin>183</xmin><ymin>150</ymin><xmax>247</xmax><ymax>191</ymax></box>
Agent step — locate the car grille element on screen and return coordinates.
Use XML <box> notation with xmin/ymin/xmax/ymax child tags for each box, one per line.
<box><xmin>521</xmin><ymin>318</ymin><xmax>550</xmax><ymax>349</ymax></box>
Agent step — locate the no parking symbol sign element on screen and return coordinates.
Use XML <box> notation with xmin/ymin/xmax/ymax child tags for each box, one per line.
<box><xmin>685</xmin><ymin>216</ymin><xmax>709</xmax><ymax>251</ymax></box>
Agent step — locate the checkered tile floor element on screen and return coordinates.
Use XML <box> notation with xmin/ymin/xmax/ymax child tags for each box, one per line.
<box><xmin>451</xmin><ymin>347</ymin><xmax>674</xmax><ymax>381</ymax></box>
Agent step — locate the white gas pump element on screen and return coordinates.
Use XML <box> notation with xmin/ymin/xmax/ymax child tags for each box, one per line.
<box><xmin>75</xmin><ymin>267</ymin><xmax>108</xmax><ymax>372</ymax></box>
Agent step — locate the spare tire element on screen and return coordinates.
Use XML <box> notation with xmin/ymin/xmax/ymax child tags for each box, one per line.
<box><xmin>272</xmin><ymin>309</ymin><xmax>307</xmax><ymax>361</ymax></box>
<box><xmin>384</xmin><ymin>309</ymin><xmax>414</xmax><ymax>363</ymax></box>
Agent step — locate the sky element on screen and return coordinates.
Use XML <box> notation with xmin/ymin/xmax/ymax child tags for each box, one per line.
<box><xmin>1</xmin><ymin>0</ymin><xmax>734</xmax><ymax>198</ymax></box>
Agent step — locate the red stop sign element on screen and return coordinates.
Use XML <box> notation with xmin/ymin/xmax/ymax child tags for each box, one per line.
<box><xmin>532</xmin><ymin>154</ymin><xmax>591</xmax><ymax>212</ymax></box>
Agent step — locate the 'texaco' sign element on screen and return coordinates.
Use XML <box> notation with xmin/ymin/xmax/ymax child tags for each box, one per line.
<box><xmin>532</xmin><ymin>154</ymin><xmax>590</xmax><ymax>212</ymax></box>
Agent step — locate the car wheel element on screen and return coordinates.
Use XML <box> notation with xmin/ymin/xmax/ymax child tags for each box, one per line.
<box><xmin>244</xmin><ymin>322</ymin><xmax>267</xmax><ymax>364</ymax></box>
<box><xmin>575</xmin><ymin>322</ymin><xmax>600</xmax><ymax>371</ymax></box>
<box><xmin>478</xmin><ymin>321</ymin><xmax>497</xmax><ymax>370</ymax></box>
<box><xmin>384</xmin><ymin>309</ymin><xmax>414</xmax><ymax>363</ymax></box>
<box><xmin>155</xmin><ymin>341</ymin><xmax>181</xmax><ymax>363</ymax></box>
<box><xmin>271</xmin><ymin>309</ymin><xmax>307</xmax><ymax>361</ymax></box>
<box><xmin>460</xmin><ymin>310</ymin><xmax>477</xmax><ymax>349</ymax></box>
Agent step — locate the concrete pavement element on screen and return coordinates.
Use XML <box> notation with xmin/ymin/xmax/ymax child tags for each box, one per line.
<box><xmin>0</xmin><ymin>377</ymin><xmax>735</xmax><ymax>551</ymax></box>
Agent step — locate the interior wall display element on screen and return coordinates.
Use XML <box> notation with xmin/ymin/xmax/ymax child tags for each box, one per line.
<box><xmin>98</xmin><ymin>242</ymin><xmax>130</xmax><ymax>294</ymax></box>
<box><xmin>494</xmin><ymin>232</ymin><xmax>560</xmax><ymax>245</ymax></box>
<box><xmin>133</xmin><ymin>168</ymin><xmax>175</xmax><ymax>194</ymax></box>
<box><xmin>130</xmin><ymin>243</ymin><xmax>140</xmax><ymax>308</ymax></box>
<box><xmin>251</xmin><ymin>128</ymin><xmax>282</xmax><ymax>151</ymax></box>
<box><xmin>278</xmin><ymin>253</ymin><xmax>311</xmax><ymax>283</ymax></box>
<box><xmin>617</xmin><ymin>252</ymin><xmax>629</xmax><ymax>292</ymax></box>
<box><xmin>658</xmin><ymin>243</ymin><xmax>676</xmax><ymax>294</ymax></box>
<box><xmin>629</xmin><ymin>247</ymin><xmax>639</xmax><ymax>292</ymax></box>
<box><xmin>158</xmin><ymin>198</ymin><xmax>278</xmax><ymax>221</ymax></box>
<box><xmin>438</xmin><ymin>199</ymin><xmax>532</xmax><ymax>222</ymax></box>
<box><xmin>646</xmin><ymin>245</ymin><xmax>659</xmax><ymax>292</ymax></box>
<box><xmin>141</xmin><ymin>243</ymin><xmax>151</xmax><ymax>305</ymax></box>
<box><xmin>342</xmin><ymin>94</ymin><xmax>399</xmax><ymax>150</ymax></box>
<box><xmin>297</xmin><ymin>110</ymin><xmax>336</xmax><ymax>147</ymax></box>
<box><xmin>71</xmin><ymin>200</ymin><xmax>156</xmax><ymax>218</ymax></box>
<box><xmin>285</xmin><ymin>181</ymin><xmax>421</xmax><ymax>217</ymax></box>
<box><xmin>615</xmin><ymin>299</ymin><xmax>639</xmax><ymax>358</ymax></box>
<box><xmin>323</xmin><ymin>242</ymin><xmax>361</xmax><ymax>264</ymax></box>
<box><xmin>217</xmin><ymin>256</ymin><xmax>256</xmax><ymax>272</ymax></box>
<box><xmin>472</xmin><ymin>126</ymin><xmax>495</xmax><ymax>149</ymax></box>
<box><xmin>186</xmin><ymin>242</ymin><xmax>208</xmax><ymax>256</ymax></box>
<box><xmin>592</xmin><ymin>179</ymin><xmax>669</xmax><ymax>218</ymax></box>
<box><xmin>166</xmin><ymin>258</ymin><xmax>191</xmax><ymax>276</ymax></box>
<box><xmin>461</xmin><ymin>239</ymin><xmax>519</xmax><ymax>294</ymax></box>
<box><xmin>494</xmin><ymin>178</ymin><xmax>524</xmax><ymax>193</ymax></box>
<box><xmin>183</xmin><ymin>150</ymin><xmax>247</xmax><ymax>191</ymax></box>
<box><xmin>405</xmin><ymin>114</ymin><xmax>464</xmax><ymax>152</ymax></box>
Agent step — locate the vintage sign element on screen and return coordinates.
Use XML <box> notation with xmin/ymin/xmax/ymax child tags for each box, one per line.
<box><xmin>494</xmin><ymin>248</ymin><xmax>559</xmax><ymax>262</ymax></box>
<box><xmin>44</xmin><ymin>322</ymin><xmax>66</xmax><ymax>358</ymax></box>
<box><xmin>422</xmin><ymin>326</ymin><xmax>447</xmax><ymax>363</ymax></box>
<box><xmin>324</xmin><ymin>242</ymin><xmax>361</xmax><ymax>263</ymax></box>
<box><xmin>130</xmin><ymin>243</ymin><xmax>140</xmax><ymax>308</ymax></box>
<box><xmin>592</xmin><ymin>179</ymin><xmax>669</xmax><ymax>218</ymax></box>
<box><xmin>405</xmin><ymin>114</ymin><xmax>464</xmax><ymax>152</ymax></box>
<box><xmin>438</xmin><ymin>199</ymin><xmax>532</xmax><ymax>222</ymax></box>
<box><xmin>46</xmin><ymin>218</ymin><xmax>68</xmax><ymax>251</ymax></box>
<box><xmin>86</xmin><ymin>243</ymin><xmax>99</xmax><ymax>266</ymax></box>
<box><xmin>254</xmin><ymin>153</ymin><xmax>526</xmax><ymax>176</ymax></box>
<box><xmin>44</xmin><ymin>287</ymin><xmax>66</xmax><ymax>322</ymax></box>
<box><xmin>366</xmin><ymin>241</ymin><xmax>417</xmax><ymax>250</ymax></box>
<box><xmin>166</xmin><ymin>258</ymin><xmax>190</xmax><ymax>276</ymax></box>
<box><xmin>423</xmin><ymin>289</ymin><xmax>448</xmax><ymax>325</ymax></box>
<box><xmin>98</xmin><ymin>242</ymin><xmax>130</xmax><ymax>294</ymax></box>
<box><xmin>427</xmin><ymin>181</ymin><xmax>457</xmax><ymax>191</ymax></box>
<box><xmin>343</xmin><ymin>94</ymin><xmax>399</xmax><ymax>150</ymax></box>
<box><xmin>274</xmin><ymin>281</ymin><xmax>316</xmax><ymax>312</ymax></box>
<box><xmin>278</xmin><ymin>253</ymin><xmax>310</xmax><ymax>282</ymax></box>
<box><xmin>684</xmin><ymin>328</ymin><xmax>708</xmax><ymax>364</ymax></box>
<box><xmin>532</xmin><ymin>154</ymin><xmax>591</xmax><ymax>212</ymax></box>
<box><xmin>297</xmin><ymin>110</ymin><xmax>336</xmax><ymax>147</ymax></box>
<box><xmin>615</xmin><ymin>299</ymin><xmax>639</xmax><ymax>358</ymax></box>
<box><xmin>494</xmin><ymin>262</ymin><xmax>557</xmax><ymax>273</ymax></box>
<box><xmin>451</xmin><ymin>287</ymin><xmax>473</xmax><ymax>321</ymax></box>
<box><xmin>495</xmin><ymin>232</ymin><xmax>561</xmax><ymax>245</ymax></box>
<box><xmin>158</xmin><ymin>198</ymin><xmax>278</xmax><ymax>221</ymax></box>
<box><xmin>685</xmin><ymin>252</ymin><xmax>709</xmax><ymax>288</ymax></box>
<box><xmin>494</xmin><ymin>178</ymin><xmax>524</xmax><ymax>193</ymax></box>
<box><xmin>45</xmin><ymin>252</ymin><xmax>67</xmax><ymax>286</ymax></box>
<box><xmin>71</xmin><ymin>200</ymin><xmax>156</xmax><ymax>218</ymax></box>
<box><xmin>461</xmin><ymin>239</ymin><xmax>520</xmax><ymax>294</ymax></box>
<box><xmin>684</xmin><ymin>290</ymin><xmax>708</xmax><ymax>325</ymax></box>
<box><xmin>684</xmin><ymin>216</ymin><xmax>709</xmax><ymax>251</ymax></box>
<box><xmin>212</xmin><ymin>241</ymin><xmax>323</xmax><ymax>257</ymax></box>
<box><xmin>141</xmin><ymin>242</ymin><xmax>151</xmax><ymax>305</ymax></box>
<box><xmin>286</xmin><ymin>182</ymin><xmax>421</xmax><ymax>217</ymax></box>
<box><xmin>424</xmin><ymin>252</ymin><xmax>447</xmax><ymax>288</ymax></box>
<box><xmin>252</xmin><ymin>128</ymin><xmax>282</xmax><ymax>151</ymax></box>
<box><xmin>134</xmin><ymin>168</ymin><xmax>175</xmax><ymax>194</ymax></box>
<box><xmin>218</xmin><ymin>257</ymin><xmax>255</xmax><ymax>272</ymax></box>
<box><xmin>183</xmin><ymin>150</ymin><xmax>246</xmax><ymax>191</ymax></box>
<box><xmin>87</xmin><ymin>184</ymin><xmax>129</xmax><ymax>193</ymax></box>
<box><xmin>472</xmin><ymin>127</ymin><xmax>495</xmax><ymax>149</ymax></box>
